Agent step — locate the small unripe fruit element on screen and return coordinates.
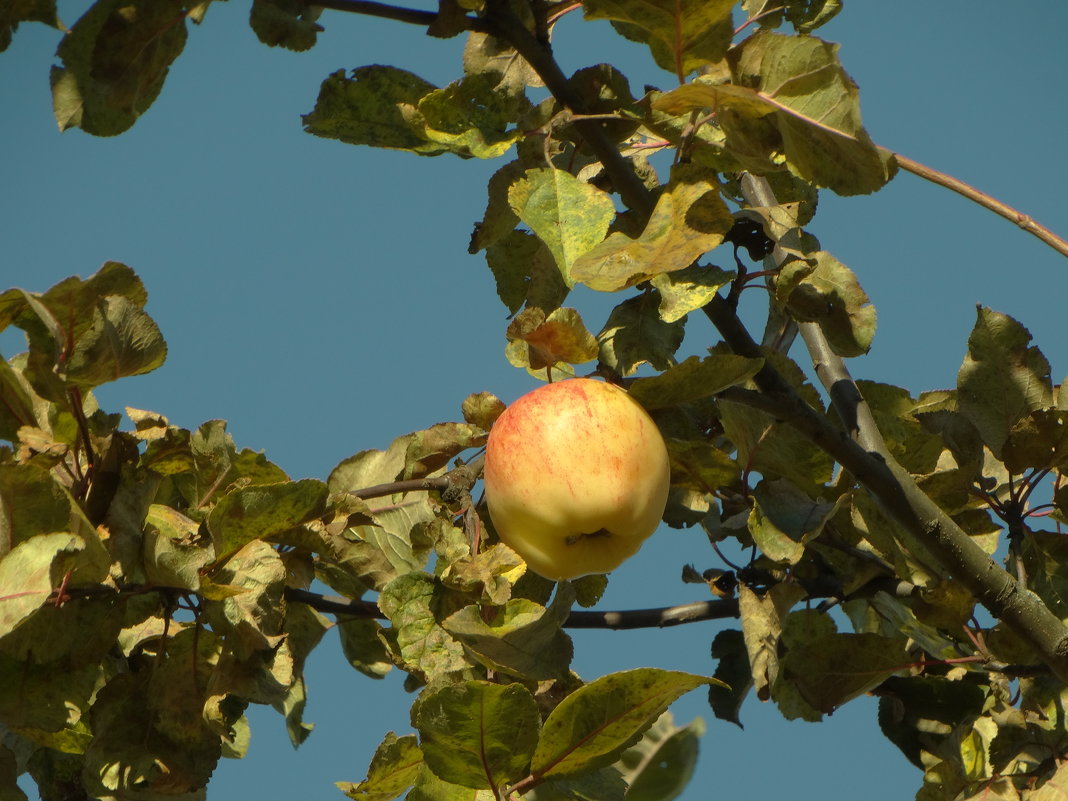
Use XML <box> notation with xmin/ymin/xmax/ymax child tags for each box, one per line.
<box><xmin>483</xmin><ymin>378</ymin><xmax>670</xmax><ymax>580</ymax></box>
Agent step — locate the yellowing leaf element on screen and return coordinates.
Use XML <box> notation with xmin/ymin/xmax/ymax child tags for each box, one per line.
<box><xmin>504</xmin><ymin>307</ymin><xmax>598</xmax><ymax>374</ymax></box>
<box><xmin>570</xmin><ymin>165</ymin><xmax>732</xmax><ymax>292</ymax></box>
<box><xmin>507</xmin><ymin>169</ymin><xmax>616</xmax><ymax>285</ymax></box>
<box><xmin>581</xmin><ymin>0</ymin><xmax>735</xmax><ymax>76</ymax></box>
<box><xmin>654</xmin><ymin>32</ymin><xmax>896</xmax><ymax>195</ymax></box>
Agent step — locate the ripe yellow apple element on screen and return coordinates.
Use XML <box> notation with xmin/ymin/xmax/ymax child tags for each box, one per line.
<box><xmin>483</xmin><ymin>378</ymin><xmax>670</xmax><ymax>580</ymax></box>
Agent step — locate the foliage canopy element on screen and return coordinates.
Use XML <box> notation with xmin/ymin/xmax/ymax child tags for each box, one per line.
<box><xmin>2</xmin><ymin>2</ymin><xmax>1068</xmax><ymax>801</ymax></box>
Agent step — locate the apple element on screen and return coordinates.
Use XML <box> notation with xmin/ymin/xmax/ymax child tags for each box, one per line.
<box><xmin>483</xmin><ymin>378</ymin><xmax>670</xmax><ymax>580</ymax></box>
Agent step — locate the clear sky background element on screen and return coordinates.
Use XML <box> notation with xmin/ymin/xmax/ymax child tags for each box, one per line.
<box><xmin>2</xmin><ymin>2</ymin><xmax>1067</xmax><ymax>799</ymax></box>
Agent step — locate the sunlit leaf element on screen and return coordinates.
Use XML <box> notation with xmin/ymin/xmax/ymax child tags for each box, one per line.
<box><xmin>377</xmin><ymin>572</ymin><xmax>470</xmax><ymax>682</ymax></box>
<box><xmin>571</xmin><ymin>165</ymin><xmax>732</xmax><ymax>292</ymax></box>
<box><xmin>338</xmin><ymin>732</ymin><xmax>423</xmax><ymax>801</ymax></box>
<box><xmin>442</xmin><ymin>594</ymin><xmax>573</xmax><ymax>681</ymax></box>
<box><xmin>508</xmin><ymin>169</ymin><xmax>616</xmax><ymax>285</ymax></box>
<box><xmin>654</xmin><ymin>32</ymin><xmax>896</xmax><ymax>195</ymax></box>
<box><xmin>629</xmin><ymin>354</ymin><xmax>763</xmax><ymax>410</ymax></box>
<box><xmin>581</xmin><ymin>0</ymin><xmax>735</xmax><ymax>76</ymax></box>
<box><xmin>504</xmin><ymin>306</ymin><xmax>599</xmax><ymax>375</ymax></box>
<box><xmin>207</xmin><ymin>479</ymin><xmax>328</xmax><ymax>558</ymax></box>
<box><xmin>651</xmin><ymin>263</ymin><xmax>734</xmax><ymax>323</ymax></box>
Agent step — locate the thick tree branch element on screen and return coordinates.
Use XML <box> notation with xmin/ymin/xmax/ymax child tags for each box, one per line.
<box><xmin>284</xmin><ymin>586</ymin><xmax>738</xmax><ymax>628</ymax></box>
<box><xmin>309</xmin><ymin>0</ymin><xmax>493</xmax><ymax>32</ymax></box>
<box><xmin>481</xmin><ymin>0</ymin><xmax>656</xmax><ymax>218</ymax></box>
<box><xmin>890</xmin><ymin>151</ymin><xmax>1068</xmax><ymax>260</ymax></box>
<box><xmin>475</xmin><ymin>4</ymin><xmax>1068</xmax><ymax>677</ymax></box>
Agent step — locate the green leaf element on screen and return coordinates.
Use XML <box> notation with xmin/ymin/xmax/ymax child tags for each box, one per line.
<box><xmin>470</xmin><ymin>160</ymin><xmax>526</xmax><ymax>253</ymax></box>
<box><xmin>338</xmin><ymin>733</ymin><xmax>423</xmax><ymax>801</ymax></box>
<box><xmin>570</xmin><ymin>165</ymin><xmax>733</xmax><ymax>292</ymax></box>
<box><xmin>778</xmin><ymin>251</ymin><xmax>876</xmax><ymax>356</ymax></box>
<box><xmin>484</xmin><ymin>230</ymin><xmax>570</xmax><ymax>315</ymax></box>
<box><xmin>507</xmin><ymin>168</ymin><xmax>616</xmax><ymax>285</ymax></box>
<box><xmin>0</xmin><ymin>353</ymin><xmax>38</xmax><ymax>444</ymax></box>
<box><xmin>205</xmin><ymin>540</ymin><xmax>287</xmax><ymax>654</ymax></box>
<box><xmin>0</xmin><ymin>464</ymin><xmax>71</xmax><ymax>552</ymax></box>
<box><xmin>51</xmin><ymin>0</ymin><xmax>189</xmax><ymax>136</ymax></box>
<box><xmin>207</xmin><ymin>479</ymin><xmax>328</xmax><ymax>558</ymax></box>
<box><xmin>957</xmin><ymin>307</ymin><xmax>1054</xmax><ymax>457</ymax></box>
<box><xmin>402</xmin><ymin>422</ymin><xmax>487</xmax><ymax>480</ymax></box>
<box><xmin>748</xmin><ymin>478</ymin><xmax>838</xmax><ymax>565</ymax></box>
<box><xmin>717</xmin><ymin>395</ymin><xmax>834</xmax><ymax>493</ymax></box>
<box><xmin>249</xmin><ymin>0</ymin><xmax>323</xmax><ymax>51</ymax></box>
<box><xmin>303</xmin><ymin>67</ymin><xmax>523</xmax><ymax>159</ymax></box>
<box><xmin>876</xmin><ymin>675</ymin><xmax>987</xmax><ymax>768</ymax></box>
<box><xmin>439</xmin><ymin>542</ymin><xmax>524</xmax><ymax>606</ymax></box>
<box><xmin>504</xmin><ymin>307</ymin><xmax>599</xmax><ymax>375</ymax></box>
<box><xmin>780</xmin><ymin>609</ymin><xmax>905</xmax><ymax>715</ymax></box>
<box><xmin>663</xmin><ymin>438</ymin><xmax>740</xmax><ymax>494</ymax></box>
<box><xmin>442</xmin><ymin>596</ymin><xmax>574</xmax><ymax>681</ymax></box>
<box><xmin>61</xmin><ymin>295</ymin><xmax>167</xmax><ymax>388</ymax></box>
<box><xmin>737</xmin><ymin>581</ymin><xmax>803</xmax><ymax>702</ymax></box>
<box><xmin>629</xmin><ymin>354</ymin><xmax>764</xmax><ymax>410</ymax></box>
<box><xmin>377</xmin><ymin>572</ymin><xmax>470</xmax><ymax>682</ymax></box>
<box><xmin>415</xmin><ymin>681</ymin><xmax>541</xmax><ymax>789</ymax></box>
<box><xmin>83</xmin><ymin>640</ymin><xmax>223</xmax><ymax>799</ymax></box>
<box><xmin>0</xmin><ymin>0</ymin><xmax>59</xmax><ymax>53</ymax></box>
<box><xmin>581</xmin><ymin>0</ymin><xmax>735</xmax><ymax>76</ymax></box>
<box><xmin>0</xmin><ymin>532</ymin><xmax>90</xmax><ymax>638</ymax></box>
<box><xmin>412</xmin><ymin>72</ymin><xmax>527</xmax><ymax>159</ymax></box>
<box><xmin>617</xmin><ymin>712</ymin><xmax>704</xmax><ymax>801</ymax></box>
<box><xmin>143</xmin><ymin>504</ymin><xmax>214</xmax><ymax>591</ymax></box>
<box><xmin>1001</xmin><ymin>409</ymin><xmax>1068</xmax><ymax>473</ymax></box>
<box><xmin>460</xmin><ymin>392</ymin><xmax>506</xmax><ymax>431</ymax></box>
<box><xmin>650</xmin><ymin>263</ymin><xmax>734</xmax><ymax>323</ymax></box>
<box><xmin>337</xmin><ymin>618</ymin><xmax>393</xmax><ymax>679</ymax></box>
<box><xmin>740</xmin><ymin>0</ymin><xmax>842</xmax><ymax>33</ymax></box>
<box><xmin>463</xmin><ymin>32</ymin><xmax>540</xmax><ymax>97</ymax></box>
<box><xmin>3</xmin><ymin>262</ymin><xmax>162</xmax><ymax>400</ymax></box>
<box><xmin>707</xmin><ymin>629</ymin><xmax>751</xmax><ymax>728</ymax></box>
<box><xmin>531</xmin><ymin>668</ymin><xmax>716</xmax><ymax>779</ymax></box>
<box><xmin>654</xmin><ymin>31</ymin><xmax>896</xmax><ymax>195</ymax></box>
<box><xmin>303</xmin><ymin>66</ymin><xmax>442</xmax><ymax>155</ymax></box>
<box><xmin>597</xmin><ymin>293</ymin><xmax>685</xmax><ymax>377</ymax></box>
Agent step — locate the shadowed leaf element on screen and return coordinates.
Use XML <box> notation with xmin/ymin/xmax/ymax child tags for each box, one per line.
<box><xmin>415</xmin><ymin>681</ymin><xmax>540</xmax><ymax>788</ymax></box>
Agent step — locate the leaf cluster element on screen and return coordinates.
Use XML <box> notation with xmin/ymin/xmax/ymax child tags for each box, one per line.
<box><xmin>4</xmin><ymin>2</ymin><xmax>1068</xmax><ymax>801</ymax></box>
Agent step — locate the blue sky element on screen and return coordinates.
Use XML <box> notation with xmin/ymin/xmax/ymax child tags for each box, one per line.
<box><xmin>2</xmin><ymin>2</ymin><xmax>1067</xmax><ymax>799</ymax></box>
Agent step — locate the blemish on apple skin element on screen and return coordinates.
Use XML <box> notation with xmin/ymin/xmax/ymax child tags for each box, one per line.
<box><xmin>565</xmin><ymin>528</ymin><xmax>613</xmax><ymax>546</ymax></box>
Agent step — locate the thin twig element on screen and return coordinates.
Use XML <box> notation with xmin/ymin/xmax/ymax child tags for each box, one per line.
<box><xmin>891</xmin><ymin>150</ymin><xmax>1068</xmax><ymax>260</ymax></box>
